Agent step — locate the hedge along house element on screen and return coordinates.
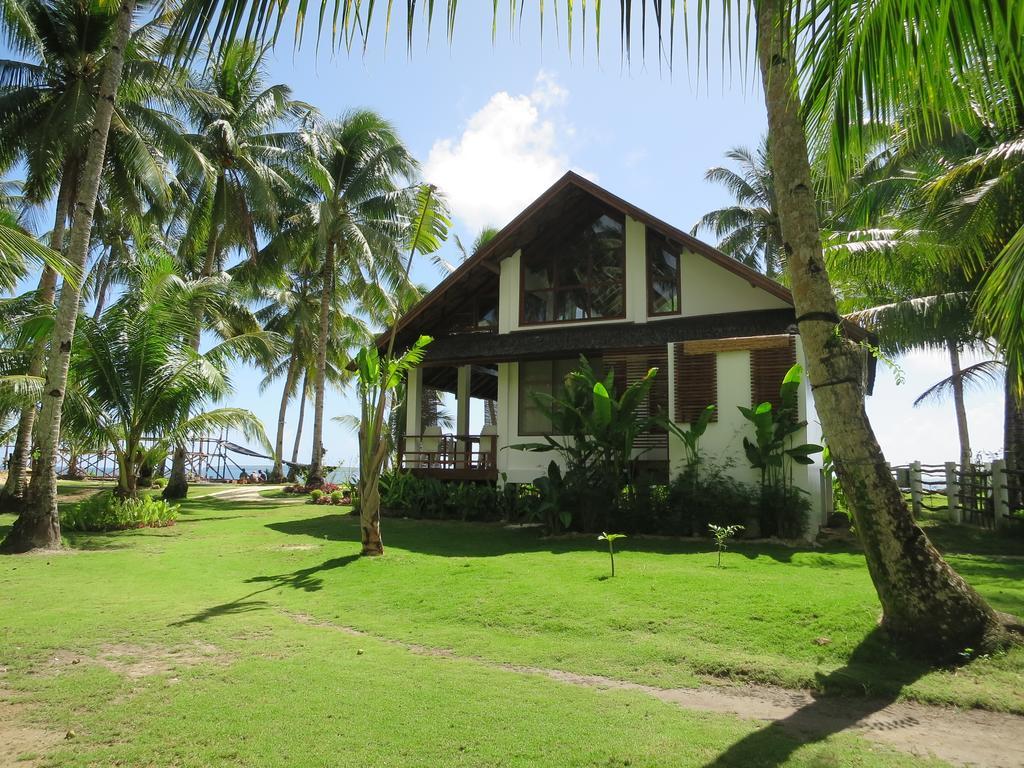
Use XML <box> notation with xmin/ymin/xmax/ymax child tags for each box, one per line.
<box><xmin>381</xmin><ymin>172</ymin><xmax>875</xmax><ymax>529</ymax></box>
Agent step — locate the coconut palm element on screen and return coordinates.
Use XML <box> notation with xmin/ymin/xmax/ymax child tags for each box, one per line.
<box><xmin>159</xmin><ymin>41</ymin><xmax>311</xmax><ymax>499</ymax></box>
<box><xmin>283</xmin><ymin>110</ymin><xmax>420</xmax><ymax>487</ymax></box>
<box><xmin>692</xmin><ymin>138</ymin><xmax>784</xmax><ymax>279</ymax></box>
<box><xmin>0</xmin><ymin>0</ymin><xmax>194</xmax><ymax>510</ymax></box>
<box><xmin>255</xmin><ymin>268</ymin><xmax>367</xmax><ymax>481</ymax></box>
<box><xmin>54</xmin><ymin>257</ymin><xmax>270</xmax><ymax>501</ymax></box>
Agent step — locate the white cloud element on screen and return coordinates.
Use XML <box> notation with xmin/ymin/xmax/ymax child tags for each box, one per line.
<box><xmin>425</xmin><ymin>72</ymin><xmax>593</xmax><ymax>232</ymax></box>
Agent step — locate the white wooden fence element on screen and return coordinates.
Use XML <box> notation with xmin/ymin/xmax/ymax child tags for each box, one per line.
<box><xmin>822</xmin><ymin>460</ymin><xmax>1021</xmax><ymax>531</ymax></box>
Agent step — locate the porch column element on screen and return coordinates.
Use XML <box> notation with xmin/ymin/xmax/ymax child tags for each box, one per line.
<box><xmin>405</xmin><ymin>367</ymin><xmax>424</xmax><ymax>468</ymax></box>
<box><xmin>456</xmin><ymin>365</ymin><xmax>471</xmax><ymax>467</ymax></box>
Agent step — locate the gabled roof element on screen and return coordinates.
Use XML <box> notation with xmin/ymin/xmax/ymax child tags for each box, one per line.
<box><xmin>382</xmin><ymin>171</ymin><xmax>864</xmax><ymax>350</ymax></box>
<box><xmin>385</xmin><ymin>174</ymin><xmax>790</xmax><ymax>346</ymax></box>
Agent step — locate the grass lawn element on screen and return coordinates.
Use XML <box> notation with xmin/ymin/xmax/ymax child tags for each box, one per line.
<box><xmin>1</xmin><ymin>490</ymin><xmax>1022</xmax><ymax>767</ymax></box>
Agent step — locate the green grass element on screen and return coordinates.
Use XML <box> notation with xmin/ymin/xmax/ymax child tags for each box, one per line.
<box><xmin>2</xmin><ymin>491</ymin><xmax>1022</xmax><ymax>767</ymax></box>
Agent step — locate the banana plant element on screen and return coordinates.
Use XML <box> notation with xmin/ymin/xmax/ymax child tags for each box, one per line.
<box><xmin>738</xmin><ymin>364</ymin><xmax>822</xmax><ymax>495</ymax></box>
<box><xmin>660</xmin><ymin>404</ymin><xmax>716</xmax><ymax>484</ymax></box>
<box><xmin>511</xmin><ymin>356</ymin><xmax>658</xmax><ymax>531</ymax></box>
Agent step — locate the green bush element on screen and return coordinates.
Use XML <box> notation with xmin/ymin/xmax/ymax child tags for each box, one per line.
<box><xmin>309</xmin><ymin>489</ymin><xmax>324</xmax><ymax>502</ymax></box>
<box><xmin>62</xmin><ymin>492</ymin><xmax>179</xmax><ymax>532</ymax></box>
<box><xmin>379</xmin><ymin>471</ymin><xmax>515</xmax><ymax>522</ymax></box>
<box><xmin>152</xmin><ymin>477</ymin><xmax>168</xmax><ymax>489</ymax></box>
<box><xmin>758</xmin><ymin>483</ymin><xmax>811</xmax><ymax>539</ymax></box>
<box><xmin>330</xmin><ymin>490</ymin><xmax>344</xmax><ymax>504</ymax></box>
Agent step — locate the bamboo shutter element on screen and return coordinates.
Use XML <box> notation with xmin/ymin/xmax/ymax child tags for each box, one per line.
<box><xmin>673</xmin><ymin>345</ymin><xmax>718</xmax><ymax>424</ymax></box>
<box><xmin>605</xmin><ymin>347</ymin><xmax>669</xmax><ymax>445</ymax></box>
<box><xmin>750</xmin><ymin>337</ymin><xmax>797</xmax><ymax>410</ymax></box>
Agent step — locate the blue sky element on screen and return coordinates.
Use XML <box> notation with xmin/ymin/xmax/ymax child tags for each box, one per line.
<box><xmin>5</xmin><ymin>4</ymin><xmax>1005</xmax><ymax>468</ymax></box>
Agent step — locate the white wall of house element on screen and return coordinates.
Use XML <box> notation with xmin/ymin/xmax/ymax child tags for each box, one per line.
<box><xmin>677</xmin><ymin>250</ymin><xmax>790</xmax><ymax>317</ymax></box>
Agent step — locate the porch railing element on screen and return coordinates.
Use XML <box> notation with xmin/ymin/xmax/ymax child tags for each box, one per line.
<box><xmin>398</xmin><ymin>434</ymin><xmax>498</xmax><ymax>476</ymax></box>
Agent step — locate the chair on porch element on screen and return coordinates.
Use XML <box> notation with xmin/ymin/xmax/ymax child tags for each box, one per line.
<box><xmin>478</xmin><ymin>425</ymin><xmax>497</xmax><ymax>470</ymax></box>
<box><xmin>420</xmin><ymin>426</ymin><xmax>444</xmax><ymax>469</ymax></box>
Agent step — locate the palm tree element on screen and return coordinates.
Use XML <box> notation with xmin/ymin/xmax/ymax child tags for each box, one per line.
<box><xmin>287</xmin><ymin>111</ymin><xmax>419</xmax><ymax>487</ymax></box>
<box><xmin>255</xmin><ymin>268</ymin><xmax>367</xmax><ymax>481</ymax></box>
<box><xmin>692</xmin><ymin>138</ymin><xmax>784</xmax><ymax>279</ymax></box>
<box><xmin>163</xmin><ymin>41</ymin><xmax>310</xmax><ymax>499</ymax></box>
<box><xmin>0</xmin><ymin>0</ymin><xmax>191</xmax><ymax>510</ymax></box>
<box><xmin>60</xmin><ymin>257</ymin><xmax>270</xmax><ymax>499</ymax></box>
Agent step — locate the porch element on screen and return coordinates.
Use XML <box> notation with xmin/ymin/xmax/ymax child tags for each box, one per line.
<box><xmin>398</xmin><ymin>430</ymin><xmax>499</xmax><ymax>481</ymax></box>
<box><xmin>402</xmin><ymin>362</ymin><xmax>501</xmax><ymax>482</ymax></box>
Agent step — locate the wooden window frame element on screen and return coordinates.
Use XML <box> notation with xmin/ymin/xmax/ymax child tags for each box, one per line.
<box><xmin>646</xmin><ymin>229</ymin><xmax>682</xmax><ymax>317</ymax></box>
<box><xmin>519</xmin><ymin>210</ymin><xmax>627</xmax><ymax>327</ymax></box>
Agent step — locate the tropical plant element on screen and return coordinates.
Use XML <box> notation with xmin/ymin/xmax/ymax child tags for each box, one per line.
<box><xmin>164</xmin><ymin>40</ymin><xmax>310</xmax><ymax>498</ymax></box>
<box><xmin>286</xmin><ymin>111</ymin><xmax>421</xmax><ymax>487</ymax></box>
<box><xmin>692</xmin><ymin>138</ymin><xmax>784</xmax><ymax>278</ymax></box>
<box><xmin>597</xmin><ymin>532</ymin><xmax>626</xmax><ymax>577</ymax></box>
<box><xmin>56</xmin><ymin>258</ymin><xmax>271</xmax><ymax>499</ymax></box>
<box><xmin>661</xmin><ymin>404</ymin><xmax>715</xmax><ymax>484</ymax></box>
<box><xmin>61</xmin><ymin>492</ymin><xmax>179</xmax><ymax>531</ymax></box>
<box><xmin>709</xmin><ymin>523</ymin><xmax>743</xmax><ymax>568</ymax></box>
<box><xmin>353</xmin><ymin>183</ymin><xmax>449</xmax><ymax>555</ymax></box>
<box><xmin>738</xmin><ymin>364</ymin><xmax>822</xmax><ymax>496</ymax></box>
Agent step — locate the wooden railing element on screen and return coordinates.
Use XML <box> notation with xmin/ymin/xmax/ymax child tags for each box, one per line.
<box><xmin>398</xmin><ymin>434</ymin><xmax>498</xmax><ymax>481</ymax></box>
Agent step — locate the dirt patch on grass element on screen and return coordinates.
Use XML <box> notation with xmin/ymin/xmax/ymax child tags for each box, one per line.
<box><xmin>0</xmin><ymin>688</ymin><xmax>65</xmax><ymax>767</ymax></box>
<box><xmin>285</xmin><ymin>610</ymin><xmax>1024</xmax><ymax>768</ymax></box>
<box><xmin>43</xmin><ymin>641</ymin><xmax>230</xmax><ymax>680</ymax></box>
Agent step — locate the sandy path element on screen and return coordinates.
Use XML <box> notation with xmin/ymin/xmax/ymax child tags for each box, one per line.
<box><xmin>288</xmin><ymin>611</ymin><xmax>1024</xmax><ymax>768</ymax></box>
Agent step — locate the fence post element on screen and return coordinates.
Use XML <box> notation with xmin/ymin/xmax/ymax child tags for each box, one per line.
<box><xmin>909</xmin><ymin>460</ymin><xmax>923</xmax><ymax>518</ymax></box>
<box><xmin>992</xmin><ymin>459</ymin><xmax>1009</xmax><ymax>530</ymax></box>
<box><xmin>945</xmin><ymin>461</ymin><xmax>961</xmax><ymax>523</ymax></box>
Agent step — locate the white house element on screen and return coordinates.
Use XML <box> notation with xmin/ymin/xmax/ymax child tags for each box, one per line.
<box><xmin>381</xmin><ymin>172</ymin><xmax>875</xmax><ymax>528</ymax></box>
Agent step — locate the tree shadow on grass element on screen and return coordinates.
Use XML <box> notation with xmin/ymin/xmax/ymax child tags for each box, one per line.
<box><xmin>701</xmin><ymin>630</ymin><xmax>935</xmax><ymax>767</ymax></box>
<box><xmin>168</xmin><ymin>554</ymin><xmax>360</xmax><ymax>626</ymax></box>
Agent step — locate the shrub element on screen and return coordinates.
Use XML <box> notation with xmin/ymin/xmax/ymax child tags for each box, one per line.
<box><xmin>330</xmin><ymin>490</ymin><xmax>344</xmax><ymax>505</ymax></box>
<box><xmin>62</xmin><ymin>492</ymin><xmax>179</xmax><ymax>532</ymax></box>
<box><xmin>309</xmin><ymin>489</ymin><xmax>323</xmax><ymax>503</ymax></box>
<box><xmin>378</xmin><ymin>471</ymin><xmax>509</xmax><ymax>522</ymax></box>
<box><xmin>152</xmin><ymin>477</ymin><xmax>168</xmax><ymax>489</ymax></box>
<box><xmin>758</xmin><ymin>483</ymin><xmax>811</xmax><ymax>539</ymax></box>
<box><xmin>662</xmin><ymin>465</ymin><xmax>758</xmax><ymax>536</ymax></box>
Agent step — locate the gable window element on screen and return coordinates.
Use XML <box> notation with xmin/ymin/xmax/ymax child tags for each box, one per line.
<box><xmin>647</xmin><ymin>230</ymin><xmax>681</xmax><ymax>316</ymax></box>
<box><xmin>521</xmin><ymin>211</ymin><xmax>626</xmax><ymax>325</ymax></box>
<box><xmin>518</xmin><ymin>357</ymin><xmax>603</xmax><ymax>435</ymax></box>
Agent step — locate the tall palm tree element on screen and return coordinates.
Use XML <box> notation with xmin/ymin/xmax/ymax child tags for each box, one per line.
<box><xmin>692</xmin><ymin>138</ymin><xmax>784</xmax><ymax>279</ymax></box>
<box><xmin>288</xmin><ymin>110</ymin><xmax>419</xmax><ymax>487</ymax></box>
<box><xmin>0</xmin><ymin>0</ymin><xmax>190</xmax><ymax>509</ymax></box>
<box><xmin>255</xmin><ymin>268</ymin><xmax>367</xmax><ymax>481</ymax></box>
<box><xmin>163</xmin><ymin>41</ymin><xmax>310</xmax><ymax>499</ymax></box>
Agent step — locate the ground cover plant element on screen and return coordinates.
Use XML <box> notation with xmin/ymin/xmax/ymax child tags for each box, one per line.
<box><xmin>1</xmin><ymin>487</ymin><xmax>1023</xmax><ymax>767</ymax></box>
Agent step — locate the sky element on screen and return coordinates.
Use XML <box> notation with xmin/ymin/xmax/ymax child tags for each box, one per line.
<box><xmin>6</xmin><ymin>4</ymin><xmax>1006</xmax><ymax>469</ymax></box>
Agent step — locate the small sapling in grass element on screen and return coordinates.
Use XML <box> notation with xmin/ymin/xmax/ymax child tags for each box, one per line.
<box><xmin>598</xmin><ymin>532</ymin><xmax>626</xmax><ymax>577</ymax></box>
<box><xmin>708</xmin><ymin>524</ymin><xmax>744</xmax><ymax>568</ymax></box>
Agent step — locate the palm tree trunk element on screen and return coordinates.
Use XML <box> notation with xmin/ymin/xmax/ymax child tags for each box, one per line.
<box><xmin>308</xmin><ymin>240</ymin><xmax>335</xmax><ymax>487</ymax></box>
<box><xmin>1</xmin><ymin>0</ymin><xmax>137</xmax><ymax>553</ymax></box>
<box><xmin>271</xmin><ymin>339</ymin><xmax>300</xmax><ymax>482</ymax></box>
<box><xmin>165</xmin><ymin>217</ymin><xmax>221</xmax><ymax>499</ymax></box>
<box><xmin>948</xmin><ymin>339</ymin><xmax>972</xmax><ymax>475</ymax></box>
<box><xmin>1006</xmin><ymin>364</ymin><xmax>1024</xmax><ymax>512</ymax></box>
<box><xmin>755</xmin><ymin>0</ymin><xmax>1006</xmax><ymax>656</ymax></box>
<box><xmin>91</xmin><ymin>250</ymin><xmax>113</xmax><ymax>321</ymax></box>
<box><xmin>291</xmin><ymin>370</ymin><xmax>308</xmax><ymax>465</ymax></box>
<box><xmin>0</xmin><ymin>172</ymin><xmax>73</xmax><ymax>511</ymax></box>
